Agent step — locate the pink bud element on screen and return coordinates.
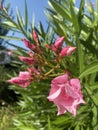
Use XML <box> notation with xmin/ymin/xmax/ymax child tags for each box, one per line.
<box><xmin>33</xmin><ymin>30</ymin><xmax>39</xmax><ymax>43</ymax></box>
<box><xmin>52</xmin><ymin>36</ymin><xmax>65</xmax><ymax>53</ymax></box>
<box><xmin>22</xmin><ymin>38</ymin><xmax>36</xmax><ymax>50</ymax></box>
<box><xmin>7</xmin><ymin>71</ymin><xmax>32</xmax><ymax>88</ymax></box>
<box><xmin>18</xmin><ymin>56</ymin><xmax>34</xmax><ymax>65</ymax></box>
<box><xmin>54</xmin><ymin>36</ymin><xmax>65</xmax><ymax>48</ymax></box>
<box><xmin>60</xmin><ymin>46</ymin><xmax>76</xmax><ymax>57</ymax></box>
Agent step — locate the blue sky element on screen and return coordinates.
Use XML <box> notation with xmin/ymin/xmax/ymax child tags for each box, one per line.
<box><xmin>5</xmin><ymin>0</ymin><xmax>48</xmax><ymax>49</ymax></box>
<box><xmin>6</xmin><ymin>0</ymin><xmax>48</xmax><ymax>26</ymax></box>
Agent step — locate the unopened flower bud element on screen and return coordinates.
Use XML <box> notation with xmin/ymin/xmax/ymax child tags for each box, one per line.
<box><xmin>33</xmin><ymin>30</ymin><xmax>39</xmax><ymax>43</ymax></box>
<box><xmin>22</xmin><ymin>38</ymin><xmax>36</xmax><ymax>51</ymax></box>
<box><xmin>52</xmin><ymin>36</ymin><xmax>65</xmax><ymax>53</ymax></box>
<box><xmin>60</xmin><ymin>46</ymin><xmax>76</xmax><ymax>57</ymax></box>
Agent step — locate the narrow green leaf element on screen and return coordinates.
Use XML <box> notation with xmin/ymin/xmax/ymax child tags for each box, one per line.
<box><xmin>0</xmin><ymin>12</ymin><xmax>19</xmax><ymax>29</ymax></box>
<box><xmin>18</xmin><ymin>126</ymin><xmax>37</xmax><ymax>130</ymax></box>
<box><xmin>47</xmin><ymin>115</ymin><xmax>51</xmax><ymax>130</ymax></box>
<box><xmin>31</xmin><ymin>14</ymin><xmax>35</xmax><ymax>30</ymax></box>
<box><xmin>1</xmin><ymin>21</ymin><xmax>17</xmax><ymax>28</ymax></box>
<box><xmin>16</xmin><ymin>8</ymin><xmax>25</xmax><ymax>26</ymax></box>
<box><xmin>46</xmin><ymin>13</ymin><xmax>64</xmax><ymax>36</ymax></box>
<box><xmin>74</xmin><ymin>125</ymin><xmax>80</xmax><ymax>130</ymax></box>
<box><xmin>90</xmin><ymin>82</ymin><xmax>98</xmax><ymax>90</ymax></box>
<box><xmin>78</xmin><ymin>0</ymin><xmax>85</xmax><ymax>26</ymax></box>
<box><xmin>79</xmin><ymin>61</ymin><xmax>98</xmax><ymax>78</ymax></box>
<box><xmin>48</xmin><ymin>0</ymin><xmax>71</xmax><ymax>21</ymax></box>
<box><xmin>92</xmin><ymin>106</ymin><xmax>98</xmax><ymax>127</ymax></box>
<box><xmin>38</xmin><ymin>22</ymin><xmax>45</xmax><ymax>38</ymax></box>
<box><xmin>16</xmin><ymin>9</ymin><xmax>28</xmax><ymax>37</ymax></box>
<box><xmin>0</xmin><ymin>36</ymin><xmax>22</xmax><ymax>41</ymax></box>
<box><xmin>76</xmin><ymin>39</ymin><xmax>84</xmax><ymax>74</ymax></box>
<box><xmin>70</xmin><ymin>3</ymin><xmax>80</xmax><ymax>33</ymax></box>
<box><xmin>25</xmin><ymin>0</ymin><xmax>28</xmax><ymax>30</ymax></box>
<box><xmin>96</xmin><ymin>0</ymin><xmax>98</xmax><ymax>14</ymax></box>
<box><xmin>85</xmin><ymin>85</ymin><xmax>98</xmax><ymax>106</ymax></box>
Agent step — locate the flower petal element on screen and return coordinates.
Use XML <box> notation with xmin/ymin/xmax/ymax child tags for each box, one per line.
<box><xmin>47</xmin><ymin>88</ymin><xmax>61</xmax><ymax>101</ymax></box>
<box><xmin>52</xmin><ymin>73</ymin><xmax>68</xmax><ymax>84</ymax></box>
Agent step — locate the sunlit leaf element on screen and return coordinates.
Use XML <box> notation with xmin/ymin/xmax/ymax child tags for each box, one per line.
<box><xmin>79</xmin><ymin>61</ymin><xmax>98</xmax><ymax>78</ymax></box>
<box><xmin>85</xmin><ymin>84</ymin><xmax>98</xmax><ymax>106</ymax></box>
<box><xmin>48</xmin><ymin>0</ymin><xmax>71</xmax><ymax>21</ymax></box>
<box><xmin>0</xmin><ymin>35</ymin><xmax>22</xmax><ymax>41</ymax></box>
<box><xmin>24</xmin><ymin>0</ymin><xmax>28</xmax><ymax>31</ymax></box>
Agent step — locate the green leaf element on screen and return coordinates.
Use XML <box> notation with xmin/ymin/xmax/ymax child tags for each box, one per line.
<box><xmin>70</xmin><ymin>3</ymin><xmax>80</xmax><ymax>33</ymax></box>
<box><xmin>78</xmin><ymin>0</ymin><xmax>85</xmax><ymax>17</ymax></box>
<box><xmin>16</xmin><ymin>8</ymin><xmax>28</xmax><ymax>37</ymax></box>
<box><xmin>46</xmin><ymin>13</ymin><xmax>65</xmax><ymax>36</ymax></box>
<box><xmin>96</xmin><ymin>0</ymin><xmax>98</xmax><ymax>14</ymax></box>
<box><xmin>90</xmin><ymin>82</ymin><xmax>98</xmax><ymax>90</ymax></box>
<box><xmin>48</xmin><ymin>0</ymin><xmax>71</xmax><ymax>21</ymax></box>
<box><xmin>1</xmin><ymin>21</ymin><xmax>17</xmax><ymax>28</ymax></box>
<box><xmin>38</xmin><ymin>22</ymin><xmax>45</xmax><ymax>39</ymax></box>
<box><xmin>74</xmin><ymin>125</ymin><xmax>80</xmax><ymax>130</ymax></box>
<box><xmin>85</xmin><ymin>84</ymin><xmax>98</xmax><ymax>106</ymax></box>
<box><xmin>76</xmin><ymin>39</ymin><xmax>84</xmax><ymax>74</ymax></box>
<box><xmin>0</xmin><ymin>36</ymin><xmax>22</xmax><ymax>41</ymax></box>
<box><xmin>79</xmin><ymin>61</ymin><xmax>98</xmax><ymax>78</ymax></box>
<box><xmin>92</xmin><ymin>106</ymin><xmax>98</xmax><ymax>127</ymax></box>
<box><xmin>24</xmin><ymin>0</ymin><xmax>28</xmax><ymax>30</ymax></box>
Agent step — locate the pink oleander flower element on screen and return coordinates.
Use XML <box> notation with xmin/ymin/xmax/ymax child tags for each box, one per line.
<box><xmin>18</xmin><ymin>56</ymin><xmax>34</xmax><ymax>65</ymax></box>
<box><xmin>22</xmin><ymin>38</ymin><xmax>36</xmax><ymax>50</ymax></box>
<box><xmin>47</xmin><ymin>72</ymin><xmax>85</xmax><ymax>116</ymax></box>
<box><xmin>52</xmin><ymin>36</ymin><xmax>65</xmax><ymax>53</ymax></box>
<box><xmin>7</xmin><ymin>71</ymin><xmax>32</xmax><ymax>88</ymax></box>
<box><xmin>60</xmin><ymin>46</ymin><xmax>77</xmax><ymax>57</ymax></box>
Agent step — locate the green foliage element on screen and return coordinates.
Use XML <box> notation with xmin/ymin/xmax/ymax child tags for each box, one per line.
<box><xmin>1</xmin><ymin>0</ymin><xmax>98</xmax><ymax>130</ymax></box>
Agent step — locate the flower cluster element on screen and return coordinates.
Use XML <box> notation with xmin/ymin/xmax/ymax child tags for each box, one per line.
<box><xmin>7</xmin><ymin>30</ymin><xmax>85</xmax><ymax>116</ymax></box>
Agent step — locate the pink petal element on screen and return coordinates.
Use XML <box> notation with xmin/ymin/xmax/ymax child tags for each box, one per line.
<box><xmin>57</xmin><ymin>104</ymin><xmax>67</xmax><ymax>115</ymax></box>
<box><xmin>69</xmin><ymin>78</ymin><xmax>81</xmax><ymax>90</ymax></box>
<box><xmin>19</xmin><ymin>71</ymin><xmax>31</xmax><ymax>78</ymax></box>
<box><xmin>47</xmin><ymin>88</ymin><xmax>61</xmax><ymax>101</ymax></box>
<box><xmin>52</xmin><ymin>73</ymin><xmax>68</xmax><ymax>84</ymax></box>
<box><xmin>65</xmin><ymin>83</ymin><xmax>81</xmax><ymax>98</ymax></box>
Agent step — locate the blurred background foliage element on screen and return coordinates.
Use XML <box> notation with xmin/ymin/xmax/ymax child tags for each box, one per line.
<box><xmin>0</xmin><ymin>0</ymin><xmax>98</xmax><ymax>130</ymax></box>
